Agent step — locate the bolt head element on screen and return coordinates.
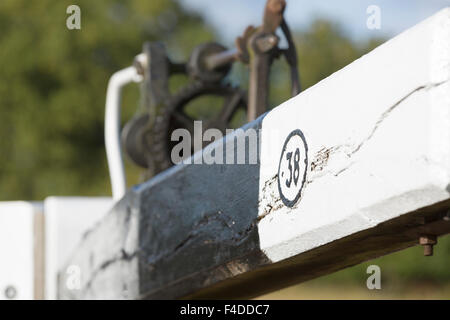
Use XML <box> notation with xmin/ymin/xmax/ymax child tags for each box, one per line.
<box><xmin>444</xmin><ymin>210</ymin><xmax>450</xmax><ymax>221</ymax></box>
<box><xmin>419</xmin><ymin>235</ymin><xmax>437</xmax><ymax>245</ymax></box>
<box><xmin>255</xmin><ymin>34</ymin><xmax>279</xmax><ymax>53</ymax></box>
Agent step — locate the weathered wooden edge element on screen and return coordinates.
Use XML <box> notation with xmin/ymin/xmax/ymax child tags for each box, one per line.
<box><xmin>182</xmin><ymin>199</ymin><xmax>450</xmax><ymax>299</ymax></box>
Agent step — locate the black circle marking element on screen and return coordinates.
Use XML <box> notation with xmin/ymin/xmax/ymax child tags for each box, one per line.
<box><xmin>277</xmin><ymin>129</ymin><xmax>308</xmax><ymax>208</ymax></box>
<box><xmin>4</xmin><ymin>285</ymin><xmax>17</xmax><ymax>299</ymax></box>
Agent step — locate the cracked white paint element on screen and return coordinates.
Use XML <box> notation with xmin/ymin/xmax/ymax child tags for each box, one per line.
<box><xmin>58</xmin><ymin>198</ymin><xmax>140</xmax><ymax>300</ymax></box>
<box><xmin>44</xmin><ymin>197</ymin><xmax>113</xmax><ymax>299</ymax></box>
<box><xmin>257</xmin><ymin>8</ymin><xmax>450</xmax><ymax>262</ymax></box>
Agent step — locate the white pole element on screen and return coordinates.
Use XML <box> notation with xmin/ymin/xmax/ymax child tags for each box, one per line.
<box><xmin>105</xmin><ymin>66</ymin><xmax>143</xmax><ymax>201</ymax></box>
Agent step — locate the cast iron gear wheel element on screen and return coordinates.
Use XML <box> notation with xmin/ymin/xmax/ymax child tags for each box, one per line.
<box><xmin>150</xmin><ymin>81</ymin><xmax>248</xmax><ymax>173</ymax></box>
<box><xmin>121</xmin><ymin>113</ymin><xmax>152</xmax><ymax>169</ymax></box>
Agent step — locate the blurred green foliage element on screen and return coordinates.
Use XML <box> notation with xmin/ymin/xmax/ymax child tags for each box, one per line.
<box><xmin>0</xmin><ymin>0</ymin><xmax>448</xmax><ymax>286</ymax></box>
<box><xmin>0</xmin><ymin>0</ymin><xmax>214</xmax><ymax>199</ymax></box>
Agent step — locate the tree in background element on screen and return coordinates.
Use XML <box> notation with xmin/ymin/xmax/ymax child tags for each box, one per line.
<box><xmin>0</xmin><ymin>0</ymin><xmax>214</xmax><ymax>200</ymax></box>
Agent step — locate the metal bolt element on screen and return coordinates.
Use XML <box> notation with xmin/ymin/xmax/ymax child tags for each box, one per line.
<box><xmin>443</xmin><ymin>210</ymin><xmax>450</xmax><ymax>221</ymax></box>
<box><xmin>419</xmin><ymin>235</ymin><xmax>437</xmax><ymax>256</ymax></box>
<box><xmin>255</xmin><ymin>34</ymin><xmax>279</xmax><ymax>53</ymax></box>
<box><xmin>133</xmin><ymin>53</ymin><xmax>148</xmax><ymax>76</ymax></box>
<box><xmin>4</xmin><ymin>286</ymin><xmax>17</xmax><ymax>299</ymax></box>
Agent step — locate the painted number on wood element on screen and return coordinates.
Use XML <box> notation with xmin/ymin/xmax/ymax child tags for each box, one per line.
<box><xmin>278</xmin><ymin>130</ymin><xmax>308</xmax><ymax>207</ymax></box>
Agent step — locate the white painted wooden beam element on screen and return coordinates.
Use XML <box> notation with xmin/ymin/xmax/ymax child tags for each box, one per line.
<box><xmin>0</xmin><ymin>202</ymin><xmax>43</xmax><ymax>300</ymax></box>
<box><xmin>256</xmin><ymin>7</ymin><xmax>450</xmax><ymax>262</ymax></box>
<box><xmin>58</xmin><ymin>8</ymin><xmax>450</xmax><ymax>300</ymax></box>
<box><xmin>44</xmin><ymin>197</ymin><xmax>113</xmax><ymax>299</ymax></box>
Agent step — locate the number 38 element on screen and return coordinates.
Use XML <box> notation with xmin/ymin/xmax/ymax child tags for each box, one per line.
<box><xmin>285</xmin><ymin>148</ymin><xmax>300</xmax><ymax>188</ymax></box>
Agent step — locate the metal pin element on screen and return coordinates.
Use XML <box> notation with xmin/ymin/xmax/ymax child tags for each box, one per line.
<box><xmin>419</xmin><ymin>235</ymin><xmax>437</xmax><ymax>257</ymax></box>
